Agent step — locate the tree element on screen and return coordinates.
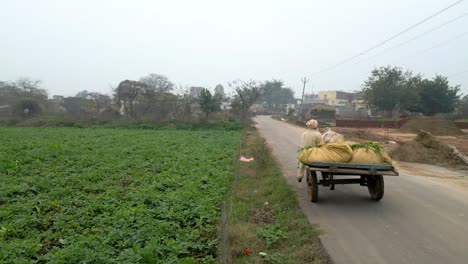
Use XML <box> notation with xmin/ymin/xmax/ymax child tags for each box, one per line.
<box><xmin>214</xmin><ymin>84</ymin><xmax>226</xmax><ymax>102</ymax></box>
<box><xmin>0</xmin><ymin>81</ymin><xmax>21</xmax><ymax>105</ymax></box>
<box><xmin>276</xmin><ymin>87</ymin><xmax>295</xmax><ymax>105</ymax></box>
<box><xmin>199</xmin><ymin>88</ymin><xmax>221</xmax><ymax>117</ymax></box>
<box><xmin>139</xmin><ymin>73</ymin><xmax>174</xmax><ymax>94</ymax></box>
<box><xmin>230</xmin><ymin>95</ymin><xmax>243</xmax><ymax>117</ymax></box>
<box><xmin>137</xmin><ymin>74</ymin><xmax>177</xmax><ymax>118</ymax></box>
<box><xmin>362</xmin><ymin>66</ymin><xmax>461</xmax><ymax>116</ymax></box>
<box><xmin>174</xmin><ymin>86</ymin><xmax>197</xmax><ymax>121</ymax></box>
<box><xmin>417</xmin><ymin>75</ymin><xmax>460</xmax><ymax>115</ymax></box>
<box><xmin>12</xmin><ymin>99</ymin><xmax>42</xmax><ymax>117</ymax></box>
<box><xmin>155</xmin><ymin>93</ymin><xmax>178</xmax><ymax>119</ymax></box>
<box><xmin>76</xmin><ymin>90</ymin><xmax>90</xmax><ymax>99</ymax></box>
<box><xmin>362</xmin><ymin>66</ymin><xmax>411</xmax><ymax>115</ymax></box>
<box><xmin>15</xmin><ymin>77</ymin><xmax>48</xmax><ymax>100</ymax></box>
<box><xmin>1</xmin><ymin>78</ymin><xmax>48</xmax><ymax>116</ymax></box>
<box><xmin>260</xmin><ymin>80</ymin><xmax>295</xmax><ymax>107</ymax></box>
<box><xmin>62</xmin><ymin>97</ymin><xmax>90</xmax><ymax>115</ymax></box>
<box><xmin>1</xmin><ymin>78</ymin><xmax>47</xmax><ymax>100</ymax></box>
<box><xmin>399</xmin><ymin>75</ymin><xmax>422</xmax><ymax>112</ymax></box>
<box><xmin>114</xmin><ymin>80</ymin><xmax>148</xmax><ymax>117</ymax></box>
<box><xmin>229</xmin><ymin>80</ymin><xmax>263</xmax><ymax>121</ymax></box>
<box><xmin>88</xmin><ymin>92</ymin><xmax>112</xmax><ymax>113</ymax></box>
<box><xmin>256</xmin><ymin>80</ymin><xmax>295</xmax><ymax>116</ymax></box>
<box><xmin>458</xmin><ymin>95</ymin><xmax>468</xmax><ymax>118</ymax></box>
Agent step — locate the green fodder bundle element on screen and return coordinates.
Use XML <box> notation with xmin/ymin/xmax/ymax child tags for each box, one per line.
<box><xmin>349</xmin><ymin>142</ymin><xmax>393</xmax><ymax>165</ymax></box>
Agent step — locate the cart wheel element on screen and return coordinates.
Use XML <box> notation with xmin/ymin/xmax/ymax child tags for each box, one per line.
<box><xmin>367</xmin><ymin>175</ymin><xmax>384</xmax><ymax>201</ymax></box>
<box><xmin>306</xmin><ymin>170</ymin><xmax>319</xmax><ymax>203</ymax></box>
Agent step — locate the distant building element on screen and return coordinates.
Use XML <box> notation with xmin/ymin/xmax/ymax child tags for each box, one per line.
<box><xmin>52</xmin><ymin>95</ymin><xmax>65</xmax><ymax>103</ymax></box>
<box><xmin>303</xmin><ymin>94</ymin><xmax>327</xmax><ymax>105</ymax></box>
<box><xmin>315</xmin><ymin>90</ymin><xmax>372</xmax><ymax>119</ymax></box>
<box><xmin>318</xmin><ymin>91</ymin><xmax>355</xmax><ymax>106</ymax></box>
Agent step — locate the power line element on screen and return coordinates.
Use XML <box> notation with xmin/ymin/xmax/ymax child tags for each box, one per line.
<box><xmin>308</xmin><ymin>0</ymin><xmax>466</xmax><ymax>77</ymax></box>
<box><xmin>348</xmin><ymin>31</ymin><xmax>468</xmax><ymax>67</ymax></box>
<box><xmin>311</xmin><ymin>13</ymin><xmax>468</xmax><ymax>80</ymax></box>
<box><xmin>363</xmin><ymin>13</ymin><xmax>468</xmax><ymax>61</ymax></box>
<box><xmin>307</xmin><ymin>32</ymin><xmax>468</xmax><ymax>91</ymax></box>
<box><xmin>404</xmin><ymin>31</ymin><xmax>468</xmax><ymax>58</ymax></box>
<box><xmin>448</xmin><ymin>69</ymin><xmax>468</xmax><ymax>78</ymax></box>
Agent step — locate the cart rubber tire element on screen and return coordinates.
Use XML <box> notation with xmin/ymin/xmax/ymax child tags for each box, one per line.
<box><xmin>307</xmin><ymin>170</ymin><xmax>319</xmax><ymax>203</ymax></box>
<box><xmin>368</xmin><ymin>175</ymin><xmax>384</xmax><ymax>201</ymax></box>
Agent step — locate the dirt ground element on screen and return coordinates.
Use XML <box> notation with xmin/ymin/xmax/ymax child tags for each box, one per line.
<box><xmin>329</xmin><ymin>127</ymin><xmax>468</xmax><ymax>155</ymax></box>
<box><xmin>400</xmin><ymin>117</ymin><xmax>464</xmax><ymax>136</ymax></box>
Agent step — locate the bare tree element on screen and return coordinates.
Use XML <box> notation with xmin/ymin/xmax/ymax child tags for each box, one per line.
<box><xmin>114</xmin><ymin>80</ymin><xmax>147</xmax><ymax>117</ymax></box>
<box><xmin>15</xmin><ymin>77</ymin><xmax>48</xmax><ymax>99</ymax></box>
<box><xmin>175</xmin><ymin>86</ymin><xmax>196</xmax><ymax>121</ymax></box>
<box><xmin>88</xmin><ymin>92</ymin><xmax>112</xmax><ymax>113</ymax></box>
<box><xmin>136</xmin><ymin>74</ymin><xmax>178</xmax><ymax>118</ymax></box>
<box><xmin>62</xmin><ymin>96</ymin><xmax>90</xmax><ymax>115</ymax></box>
<box><xmin>0</xmin><ymin>81</ymin><xmax>21</xmax><ymax>104</ymax></box>
<box><xmin>229</xmin><ymin>80</ymin><xmax>263</xmax><ymax>122</ymax></box>
<box><xmin>139</xmin><ymin>73</ymin><xmax>174</xmax><ymax>94</ymax></box>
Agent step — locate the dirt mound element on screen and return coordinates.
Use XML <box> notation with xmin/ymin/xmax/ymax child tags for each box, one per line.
<box><xmin>391</xmin><ymin>130</ymin><xmax>467</xmax><ymax>167</ymax></box>
<box><xmin>400</xmin><ymin>117</ymin><xmax>463</xmax><ymax>136</ymax></box>
<box><xmin>332</xmin><ymin>128</ymin><xmax>388</xmax><ymax>142</ymax></box>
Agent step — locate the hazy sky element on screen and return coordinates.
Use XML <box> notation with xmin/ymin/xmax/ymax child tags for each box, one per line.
<box><xmin>1</xmin><ymin>0</ymin><xmax>467</xmax><ymax>97</ymax></box>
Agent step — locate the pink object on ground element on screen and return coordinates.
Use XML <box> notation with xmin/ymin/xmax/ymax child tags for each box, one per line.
<box><xmin>239</xmin><ymin>156</ymin><xmax>254</xmax><ymax>162</ymax></box>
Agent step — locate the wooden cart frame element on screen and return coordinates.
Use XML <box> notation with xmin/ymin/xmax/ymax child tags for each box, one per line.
<box><xmin>304</xmin><ymin>162</ymin><xmax>399</xmax><ymax>203</ymax></box>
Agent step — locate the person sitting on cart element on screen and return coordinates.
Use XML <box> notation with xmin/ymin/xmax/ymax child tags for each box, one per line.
<box><xmin>297</xmin><ymin>119</ymin><xmax>323</xmax><ymax>182</ymax></box>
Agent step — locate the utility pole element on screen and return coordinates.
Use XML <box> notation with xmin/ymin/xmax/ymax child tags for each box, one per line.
<box><xmin>300</xmin><ymin>77</ymin><xmax>309</xmax><ymax>121</ymax></box>
<box><xmin>300</xmin><ymin>77</ymin><xmax>309</xmax><ymax>105</ymax></box>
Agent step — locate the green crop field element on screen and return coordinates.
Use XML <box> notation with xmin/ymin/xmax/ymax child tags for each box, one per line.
<box><xmin>0</xmin><ymin>127</ymin><xmax>240</xmax><ymax>263</ymax></box>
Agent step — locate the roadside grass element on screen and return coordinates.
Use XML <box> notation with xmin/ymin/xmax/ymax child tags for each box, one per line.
<box><xmin>227</xmin><ymin>129</ymin><xmax>329</xmax><ymax>264</ymax></box>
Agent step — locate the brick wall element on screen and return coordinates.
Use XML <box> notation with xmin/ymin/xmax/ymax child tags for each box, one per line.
<box><xmin>335</xmin><ymin>119</ymin><xmax>410</xmax><ymax>128</ymax></box>
<box><xmin>337</xmin><ymin>119</ymin><xmax>468</xmax><ymax>129</ymax></box>
<box><xmin>455</xmin><ymin>122</ymin><xmax>468</xmax><ymax>129</ymax></box>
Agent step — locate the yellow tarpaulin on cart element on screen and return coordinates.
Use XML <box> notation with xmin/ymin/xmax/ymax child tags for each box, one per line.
<box><xmin>349</xmin><ymin>146</ymin><xmax>393</xmax><ymax>165</ymax></box>
<box><xmin>298</xmin><ymin>142</ymin><xmax>353</xmax><ymax>165</ymax></box>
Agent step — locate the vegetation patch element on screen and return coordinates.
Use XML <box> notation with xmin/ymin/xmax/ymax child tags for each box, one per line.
<box><xmin>0</xmin><ymin>127</ymin><xmax>240</xmax><ymax>263</ymax></box>
<box><xmin>0</xmin><ymin>116</ymin><xmax>243</xmax><ymax>131</ymax></box>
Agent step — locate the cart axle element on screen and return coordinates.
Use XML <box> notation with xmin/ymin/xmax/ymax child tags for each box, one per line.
<box><xmin>320</xmin><ymin>178</ymin><xmax>364</xmax><ymax>186</ymax></box>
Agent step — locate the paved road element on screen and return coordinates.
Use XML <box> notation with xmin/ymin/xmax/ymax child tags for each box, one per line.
<box><xmin>255</xmin><ymin>116</ymin><xmax>468</xmax><ymax>264</ymax></box>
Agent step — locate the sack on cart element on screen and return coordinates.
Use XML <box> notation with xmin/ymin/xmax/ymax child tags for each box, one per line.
<box><xmin>349</xmin><ymin>143</ymin><xmax>392</xmax><ymax>165</ymax></box>
<box><xmin>322</xmin><ymin>127</ymin><xmax>345</xmax><ymax>143</ymax></box>
<box><xmin>298</xmin><ymin>142</ymin><xmax>353</xmax><ymax>164</ymax></box>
